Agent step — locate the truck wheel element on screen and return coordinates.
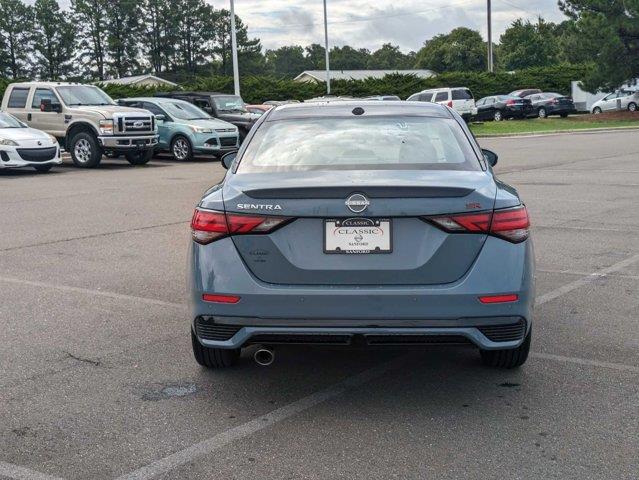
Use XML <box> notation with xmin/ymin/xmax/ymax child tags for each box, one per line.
<box><xmin>480</xmin><ymin>328</ymin><xmax>531</xmax><ymax>369</ymax></box>
<box><xmin>69</xmin><ymin>132</ymin><xmax>101</xmax><ymax>168</ymax></box>
<box><xmin>33</xmin><ymin>164</ymin><xmax>53</xmax><ymax>173</ymax></box>
<box><xmin>171</xmin><ymin>135</ymin><xmax>192</xmax><ymax>161</ymax></box>
<box><xmin>125</xmin><ymin>149</ymin><xmax>153</xmax><ymax>165</ymax></box>
<box><xmin>191</xmin><ymin>330</ymin><xmax>240</xmax><ymax>368</ymax></box>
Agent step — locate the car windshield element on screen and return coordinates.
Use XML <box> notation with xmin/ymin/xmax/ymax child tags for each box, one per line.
<box><xmin>162</xmin><ymin>101</ymin><xmax>211</xmax><ymax>120</ymax></box>
<box><xmin>213</xmin><ymin>95</ymin><xmax>247</xmax><ymax>112</ymax></box>
<box><xmin>238</xmin><ymin>116</ymin><xmax>480</xmax><ymax>173</ymax></box>
<box><xmin>0</xmin><ymin>112</ymin><xmax>26</xmax><ymax>128</ymax></box>
<box><xmin>56</xmin><ymin>86</ymin><xmax>115</xmax><ymax>106</ymax></box>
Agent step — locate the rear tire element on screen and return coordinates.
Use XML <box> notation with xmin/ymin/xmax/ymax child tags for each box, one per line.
<box><xmin>33</xmin><ymin>164</ymin><xmax>53</xmax><ymax>173</ymax></box>
<box><xmin>125</xmin><ymin>149</ymin><xmax>153</xmax><ymax>165</ymax></box>
<box><xmin>538</xmin><ymin>107</ymin><xmax>547</xmax><ymax>119</ymax></box>
<box><xmin>628</xmin><ymin>102</ymin><xmax>637</xmax><ymax>112</ymax></box>
<box><xmin>191</xmin><ymin>330</ymin><xmax>240</xmax><ymax>368</ymax></box>
<box><xmin>560</xmin><ymin>113</ymin><xmax>568</xmax><ymax>118</ymax></box>
<box><xmin>493</xmin><ymin>110</ymin><xmax>502</xmax><ymax>122</ymax></box>
<box><xmin>480</xmin><ymin>328</ymin><xmax>531</xmax><ymax>369</ymax></box>
<box><xmin>69</xmin><ymin>132</ymin><xmax>101</xmax><ymax>168</ymax></box>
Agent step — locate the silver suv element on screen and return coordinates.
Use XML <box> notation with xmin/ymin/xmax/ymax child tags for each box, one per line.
<box><xmin>1</xmin><ymin>82</ymin><xmax>159</xmax><ymax>167</ymax></box>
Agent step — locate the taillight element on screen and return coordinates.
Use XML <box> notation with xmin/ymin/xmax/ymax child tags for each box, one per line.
<box><xmin>447</xmin><ymin>100</ymin><xmax>453</xmax><ymax>107</ymax></box>
<box><xmin>425</xmin><ymin>205</ymin><xmax>530</xmax><ymax>243</ymax></box>
<box><xmin>506</xmin><ymin>99</ymin><xmax>516</xmax><ymax>105</ymax></box>
<box><xmin>490</xmin><ymin>206</ymin><xmax>530</xmax><ymax>242</ymax></box>
<box><xmin>191</xmin><ymin>208</ymin><xmax>292</xmax><ymax>245</ymax></box>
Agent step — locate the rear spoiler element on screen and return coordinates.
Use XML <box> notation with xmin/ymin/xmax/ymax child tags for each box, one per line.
<box><xmin>244</xmin><ymin>186</ymin><xmax>474</xmax><ymax>199</ymax></box>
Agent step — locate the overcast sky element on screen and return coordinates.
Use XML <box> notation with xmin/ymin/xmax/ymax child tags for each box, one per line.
<box><xmin>232</xmin><ymin>0</ymin><xmax>565</xmax><ymax>51</ymax></box>
<box><xmin>51</xmin><ymin>0</ymin><xmax>565</xmax><ymax>52</ymax></box>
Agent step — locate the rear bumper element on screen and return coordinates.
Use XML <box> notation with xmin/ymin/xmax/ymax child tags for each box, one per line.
<box><xmin>188</xmin><ymin>235</ymin><xmax>535</xmax><ymax>348</ymax></box>
<box><xmin>193</xmin><ymin>316</ymin><xmax>529</xmax><ymax>350</ymax></box>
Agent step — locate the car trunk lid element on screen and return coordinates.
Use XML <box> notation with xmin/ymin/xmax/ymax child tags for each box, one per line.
<box><xmin>220</xmin><ymin>170</ymin><xmax>497</xmax><ymax>285</ymax></box>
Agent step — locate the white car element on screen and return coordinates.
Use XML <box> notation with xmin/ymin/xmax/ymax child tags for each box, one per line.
<box><xmin>407</xmin><ymin>87</ymin><xmax>478</xmax><ymax>121</ymax></box>
<box><xmin>0</xmin><ymin>112</ymin><xmax>61</xmax><ymax>173</ymax></box>
<box><xmin>591</xmin><ymin>90</ymin><xmax>639</xmax><ymax>113</ymax></box>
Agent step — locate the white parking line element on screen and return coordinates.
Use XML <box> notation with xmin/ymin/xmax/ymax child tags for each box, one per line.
<box><xmin>115</xmin><ymin>354</ymin><xmax>411</xmax><ymax>480</ymax></box>
<box><xmin>534</xmin><ymin>252</ymin><xmax>639</xmax><ymax>307</ymax></box>
<box><xmin>0</xmin><ymin>275</ymin><xmax>185</xmax><ymax>310</ymax></box>
<box><xmin>531</xmin><ymin>352</ymin><xmax>639</xmax><ymax>374</ymax></box>
<box><xmin>0</xmin><ymin>461</ymin><xmax>66</xmax><ymax>480</ymax></box>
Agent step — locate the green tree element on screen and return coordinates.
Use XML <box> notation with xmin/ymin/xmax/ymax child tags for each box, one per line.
<box><xmin>265</xmin><ymin>45</ymin><xmax>310</xmax><ymax>77</ymax></box>
<box><xmin>498</xmin><ymin>18</ymin><xmax>559</xmax><ymax>70</ymax></box>
<box><xmin>330</xmin><ymin>46</ymin><xmax>371</xmax><ymax>70</ymax></box>
<box><xmin>0</xmin><ymin>0</ymin><xmax>33</xmax><ymax>78</ymax></box>
<box><xmin>559</xmin><ymin>0</ymin><xmax>639</xmax><ymax>91</ymax></box>
<box><xmin>105</xmin><ymin>0</ymin><xmax>143</xmax><ymax>78</ymax></box>
<box><xmin>414</xmin><ymin>27</ymin><xmax>486</xmax><ymax>72</ymax></box>
<box><xmin>305</xmin><ymin>43</ymin><xmax>326</xmax><ymax>70</ymax></box>
<box><xmin>32</xmin><ymin>0</ymin><xmax>75</xmax><ymax>79</ymax></box>
<box><xmin>367</xmin><ymin>43</ymin><xmax>413</xmax><ymax>69</ymax></box>
<box><xmin>213</xmin><ymin>9</ymin><xmax>265</xmax><ymax>76</ymax></box>
<box><xmin>72</xmin><ymin>0</ymin><xmax>109</xmax><ymax>80</ymax></box>
<box><xmin>175</xmin><ymin>0</ymin><xmax>215</xmax><ymax>75</ymax></box>
<box><xmin>144</xmin><ymin>0</ymin><xmax>178</xmax><ymax>74</ymax></box>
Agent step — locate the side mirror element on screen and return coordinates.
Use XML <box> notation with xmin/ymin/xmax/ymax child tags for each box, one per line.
<box><xmin>221</xmin><ymin>150</ymin><xmax>238</xmax><ymax>170</ymax></box>
<box><xmin>482</xmin><ymin>149</ymin><xmax>498</xmax><ymax>167</ymax></box>
<box><xmin>155</xmin><ymin>114</ymin><xmax>165</xmax><ymax>122</ymax></box>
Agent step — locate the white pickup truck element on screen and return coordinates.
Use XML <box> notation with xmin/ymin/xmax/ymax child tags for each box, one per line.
<box><xmin>1</xmin><ymin>82</ymin><xmax>159</xmax><ymax>167</ymax></box>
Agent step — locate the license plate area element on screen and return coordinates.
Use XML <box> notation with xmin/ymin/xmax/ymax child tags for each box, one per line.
<box><xmin>324</xmin><ymin>218</ymin><xmax>392</xmax><ymax>254</ymax></box>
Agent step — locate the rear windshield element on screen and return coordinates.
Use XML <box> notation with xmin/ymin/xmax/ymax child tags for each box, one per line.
<box><xmin>237</xmin><ymin>116</ymin><xmax>481</xmax><ymax>173</ymax></box>
<box><xmin>452</xmin><ymin>89</ymin><xmax>473</xmax><ymax>100</ymax></box>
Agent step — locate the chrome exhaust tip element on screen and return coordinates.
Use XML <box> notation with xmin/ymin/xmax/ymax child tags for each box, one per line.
<box><xmin>254</xmin><ymin>347</ymin><xmax>275</xmax><ymax>366</ymax></box>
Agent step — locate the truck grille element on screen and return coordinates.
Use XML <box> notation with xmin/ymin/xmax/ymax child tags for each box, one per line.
<box><xmin>17</xmin><ymin>147</ymin><xmax>57</xmax><ymax>162</ymax></box>
<box><xmin>115</xmin><ymin>115</ymin><xmax>154</xmax><ymax>134</ymax></box>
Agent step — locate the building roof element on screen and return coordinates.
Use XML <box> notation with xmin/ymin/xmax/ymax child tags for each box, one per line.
<box><xmin>294</xmin><ymin>69</ymin><xmax>436</xmax><ymax>82</ymax></box>
<box><xmin>98</xmin><ymin>74</ymin><xmax>178</xmax><ymax>87</ymax></box>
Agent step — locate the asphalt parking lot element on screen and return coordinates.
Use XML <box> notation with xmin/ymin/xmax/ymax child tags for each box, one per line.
<box><xmin>1</xmin><ymin>130</ymin><xmax>638</xmax><ymax>480</ymax></box>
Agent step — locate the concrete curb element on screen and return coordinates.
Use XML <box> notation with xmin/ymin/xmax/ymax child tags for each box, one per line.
<box><xmin>475</xmin><ymin>125</ymin><xmax>639</xmax><ymax>139</ymax></box>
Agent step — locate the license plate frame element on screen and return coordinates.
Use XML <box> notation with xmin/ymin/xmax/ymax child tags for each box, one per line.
<box><xmin>324</xmin><ymin>218</ymin><xmax>392</xmax><ymax>254</ymax></box>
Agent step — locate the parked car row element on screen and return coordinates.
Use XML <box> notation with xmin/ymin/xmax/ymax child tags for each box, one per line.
<box><xmin>407</xmin><ymin>86</ymin><xmax>581</xmax><ymax>122</ymax></box>
<box><xmin>0</xmin><ymin>81</ymin><xmax>250</xmax><ymax>172</ymax></box>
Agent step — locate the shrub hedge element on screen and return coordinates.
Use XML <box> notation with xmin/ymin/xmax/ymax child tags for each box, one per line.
<box><xmin>0</xmin><ymin>64</ymin><xmax>590</xmax><ymax>105</ymax></box>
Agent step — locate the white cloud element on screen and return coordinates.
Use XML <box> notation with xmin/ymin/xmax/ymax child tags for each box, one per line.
<box><xmin>36</xmin><ymin>0</ymin><xmax>567</xmax><ymax>52</ymax></box>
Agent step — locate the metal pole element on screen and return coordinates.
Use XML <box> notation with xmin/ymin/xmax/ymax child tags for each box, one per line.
<box><xmin>487</xmin><ymin>0</ymin><xmax>493</xmax><ymax>72</ymax></box>
<box><xmin>230</xmin><ymin>0</ymin><xmax>240</xmax><ymax>96</ymax></box>
<box><xmin>323</xmin><ymin>0</ymin><xmax>331</xmax><ymax>95</ymax></box>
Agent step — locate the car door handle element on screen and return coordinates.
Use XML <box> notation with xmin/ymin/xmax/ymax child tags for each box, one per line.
<box><xmin>27</xmin><ymin>113</ymin><xmax>32</xmax><ymax>121</ymax></box>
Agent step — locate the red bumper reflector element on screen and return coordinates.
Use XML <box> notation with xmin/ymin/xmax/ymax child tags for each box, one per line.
<box><xmin>202</xmin><ymin>294</ymin><xmax>241</xmax><ymax>304</ymax></box>
<box><xmin>478</xmin><ymin>294</ymin><xmax>519</xmax><ymax>304</ymax></box>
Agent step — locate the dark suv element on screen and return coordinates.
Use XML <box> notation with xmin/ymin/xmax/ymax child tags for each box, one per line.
<box><xmin>155</xmin><ymin>92</ymin><xmax>257</xmax><ymax>141</ymax></box>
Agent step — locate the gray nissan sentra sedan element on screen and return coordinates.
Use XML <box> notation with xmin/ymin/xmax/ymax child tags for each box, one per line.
<box><xmin>188</xmin><ymin>101</ymin><xmax>534</xmax><ymax>369</ymax></box>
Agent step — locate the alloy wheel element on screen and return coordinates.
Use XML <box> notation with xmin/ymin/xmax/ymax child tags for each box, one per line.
<box><xmin>173</xmin><ymin>138</ymin><xmax>189</xmax><ymax>160</ymax></box>
<box><xmin>74</xmin><ymin>139</ymin><xmax>92</xmax><ymax>164</ymax></box>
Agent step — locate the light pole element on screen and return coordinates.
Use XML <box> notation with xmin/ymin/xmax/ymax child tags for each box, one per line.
<box><xmin>323</xmin><ymin>0</ymin><xmax>331</xmax><ymax>95</ymax></box>
<box><xmin>487</xmin><ymin>0</ymin><xmax>494</xmax><ymax>72</ymax></box>
<box><xmin>230</xmin><ymin>0</ymin><xmax>240</xmax><ymax>96</ymax></box>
